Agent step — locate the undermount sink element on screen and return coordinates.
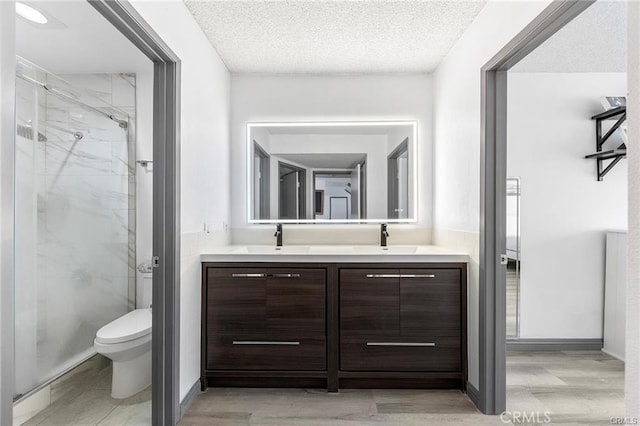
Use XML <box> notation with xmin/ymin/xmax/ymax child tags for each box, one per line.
<box><xmin>308</xmin><ymin>246</ymin><xmax>356</xmax><ymax>254</ymax></box>
<box><xmin>352</xmin><ymin>246</ymin><xmax>418</xmax><ymax>254</ymax></box>
<box><xmin>232</xmin><ymin>245</ymin><xmax>419</xmax><ymax>255</ymax></box>
<box><xmin>233</xmin><ymin>246</ymin><xmax>311</xmax><ymax>254</ymax></box>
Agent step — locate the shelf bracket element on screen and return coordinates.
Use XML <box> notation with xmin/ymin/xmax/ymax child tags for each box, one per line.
<box><xmin>586</xmin><ymin>106</ymin><xmax>627</xmax><ymax>181</ymax></box>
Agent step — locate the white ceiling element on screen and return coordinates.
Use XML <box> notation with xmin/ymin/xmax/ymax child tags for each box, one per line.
<box><xmin>279</xmin><ymin>153</ymin><xmax>365</xmax><ymax>169</ymax></box>
<box><xmin>17</xmin><ymin>1</ymin><xmax>151</xmax><ymax>75</ymax></box>
<box><xmin>184</xmin><ymin>0</ymin><xmax>487</xmax><ymax>74</ymax></box>
<box><xmin>512</xmin><ymin>1</ymin><xmax>626</xmax><ymax>73</ymax></box>
<box><xmin>266</xmin><ymin>123</ymin><xmax>410</xmax><ymax>135</ymax></box>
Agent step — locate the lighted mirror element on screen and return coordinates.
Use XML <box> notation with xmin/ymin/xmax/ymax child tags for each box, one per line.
<box><xmin>247</xmin><ymin>121</ymin><xmax>418</xmax><ymax>223</ymax></box>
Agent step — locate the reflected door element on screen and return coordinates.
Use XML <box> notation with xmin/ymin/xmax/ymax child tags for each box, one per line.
<box><xmin>506</xmin><ymin>177</ymin><xmax>521</xmax><ymax>338</ymax></box>
<box><xmin>388</xmin><ymin>139</ymin><xmax>409</xmax><ymax>220</ymax></box>
<box><xmin>278</xmin><ymin>162</ymin><xmax>306</xmax><ymax>220</ymax></box>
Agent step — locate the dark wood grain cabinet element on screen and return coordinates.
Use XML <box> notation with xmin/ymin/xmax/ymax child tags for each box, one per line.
<box><xmin>340</xmin><ymin>268</ymin><xmax>462</xmax><ymax>376</ymax></box>
<box><xmin>202</xmin><ymin>262</ymin><xmax>466</xmax><ymax>391</ymax></box>
<box><xmin>205</xmin><ymin>267</ymin><xmax>326</xmax><ymax>372</ymax></box>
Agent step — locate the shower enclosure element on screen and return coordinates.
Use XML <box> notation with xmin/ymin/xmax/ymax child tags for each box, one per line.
<box><xmin>13</xmin><ymin>58</ymin><xmax>135</xmax><ymax>400</ymax></box>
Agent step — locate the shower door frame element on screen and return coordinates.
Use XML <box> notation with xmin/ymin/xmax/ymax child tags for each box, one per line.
<box><xmin>0</xmin><ymin>1</ymin><xmax>183</xmax><ymax>424</ymax></box>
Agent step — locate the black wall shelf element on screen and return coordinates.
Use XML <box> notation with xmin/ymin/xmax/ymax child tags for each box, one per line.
<box><xmin>585</xmin><ymin>106</ymin><xmax>626</xmax><ymax>181</ymax></box>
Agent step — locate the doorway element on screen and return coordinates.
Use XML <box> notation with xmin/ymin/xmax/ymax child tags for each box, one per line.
<box><xmin>313</xmin><ymin>170</ymin><xmax>364</xmax><ymax>220</ymax></box>
<box><xmin>0</xmin><ymin>1</ymin><xmax>181</xmax><ymax>424</ymax></box>
<box><xmin>480</xmin><ymin>0</ymin><xmax>628</xmax><ymax>417</ymax></box>
<box><xmin>278</xmin><ymin>162</ymin><xmax>306</xmax><ymax>220</ymax></box>
<box><xmin>253</xmin><ymin>141</ymin><xmax>270</xmax><ymax>220</ymax></box>
<box><xmin>387</xmin><ymin>138</ymin><xmax>409</xmax><ymax>220</ymax></box>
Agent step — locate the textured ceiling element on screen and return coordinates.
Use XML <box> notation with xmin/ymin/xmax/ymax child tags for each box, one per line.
<box><xmin>184</xmin><ymin>0</ymin><xmax>487</xmax><ymax>74</ymax></box>
<box><xmin>512</xmin><ymin>1</ymin><xmax>626</xmax><ymax>73</ymax></box>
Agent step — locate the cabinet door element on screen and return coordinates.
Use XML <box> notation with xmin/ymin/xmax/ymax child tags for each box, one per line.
<box><xmin>207</xmin><ymin>267</ymin><xmax>267</xmax><ymax>336</ymax></box>
<box><xmin>340</xmin><ymin>269</ymin><xmax>399</xmax><ymax>337</ymax></box>
<box><xmin>400</xmin><ymin>269</ymin><xmax>461</xmax><ymax>337</ymax></box>
<box><xmin>267</xmin><ymin>268</ymin><xmax>326</xmax><ymax>337</ymax></box>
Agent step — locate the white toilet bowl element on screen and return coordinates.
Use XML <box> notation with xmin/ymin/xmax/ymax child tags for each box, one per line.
<box><xmin>94</xmin><ymin>308</ymin><xmax>152</xmax><ymax>399</ymax></box>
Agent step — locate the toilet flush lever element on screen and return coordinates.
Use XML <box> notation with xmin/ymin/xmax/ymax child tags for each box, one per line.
<box><xmin>152</xmin><ymin>256</ymin><xmax>160</xmax><ymax>268</ymax></box>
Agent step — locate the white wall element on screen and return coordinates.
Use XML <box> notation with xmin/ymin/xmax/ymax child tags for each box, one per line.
<box><xmin>131</xmin><ymin>0</ymin><xmax>231</xmax><ymax>402</ymax></box>
<box><xmin>231</xmin><ymin>74</ymin><xmax>432</xmax><ymax>245</ymax></box>
<box><xmin>626</xmin><ymin>2</ymin><xmax>640</xmax><ymax>417</ymax></box>
<box><xmin>507</xmin><ymin>72</ymin><xmax>627</xmax><ymax>339</ymax></box>
<box><xmin>432</xmin><ymin>0</ymin><xmax>552</xmax><ymax>389</ymax></box>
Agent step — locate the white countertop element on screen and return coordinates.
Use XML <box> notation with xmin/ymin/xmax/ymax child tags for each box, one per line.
<box><xmin>200</xmin><ymin>245</ymin><xmax>468</xmax><ymax>263</ymax></box>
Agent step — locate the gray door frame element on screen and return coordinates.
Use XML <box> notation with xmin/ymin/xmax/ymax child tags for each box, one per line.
<box><xmin>0</xmin><ymin>1</ymin><xmax>181</xmax><ymax>424</ymax></box>
<box><xmin>479</xmin><ymin>0</ymin><xmax>594</xmax><ymax>414</ymax></box>
<box><xmin>253</xmin><ymin>141</ymin><xmax>270</xmax><ymax>220</ymax></box>
<box><xmin>88</xmin><ymin>1</ymin><xmax>182</xmax><ymax>424</ymax></box>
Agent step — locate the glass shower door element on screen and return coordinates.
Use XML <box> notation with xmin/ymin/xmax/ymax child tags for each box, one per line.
<box><xmin>14</xmin><ymin>61</ymin><xmax>133</xmax><ymax>399</ymax></box>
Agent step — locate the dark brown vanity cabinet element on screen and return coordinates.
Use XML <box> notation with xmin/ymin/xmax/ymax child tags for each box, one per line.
<box><xmin>203</xmin><ymin>267</ymin><xmax>326</xmax><ymax>376</ymax></box>
<box><xmin>202</xmin><ymin>262</ymin><xmax>466</xmax><ymax>391</ymax></box>
<box><xmin>339</xmin><ymin>269</ymin><xmax>462</xmax><ymax>373</ymax></box>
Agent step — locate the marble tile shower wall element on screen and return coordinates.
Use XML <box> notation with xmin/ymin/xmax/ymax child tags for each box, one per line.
<box><xmin>13</xmin><ymin>70</ymin><xmax>137</xmax><ymax>396</ymax></box>
<box><xmin>59</xmin><ymin>73</ymin><xmax>137</xmax><ymax>310</ymax></box>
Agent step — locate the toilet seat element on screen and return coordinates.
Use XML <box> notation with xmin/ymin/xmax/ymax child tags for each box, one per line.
<box><xmin>95</xmin><ymin>309</ymin><xmax>151</xmax><ymax>344</ymax></box>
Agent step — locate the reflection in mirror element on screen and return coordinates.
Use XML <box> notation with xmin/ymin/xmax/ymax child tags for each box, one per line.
<box><xmin>388</xmin><ymin>139</ymin><xmax>409</xmax><ymax>219</ymax></box>
<box><xmin>279</xmin><ymin>162</ymin><xmax>306</xmax><ymax>219</ymax></box>
<box><xmin>506</xmin><ymin>177</ymin><xmax>521</xmax><ymax>338</ymax></box>
<box><xmin>253</xmin><ymin>141</ymin><xmax>270</xmax><ymax>220</ymax></box>
<box><xmin>247</xmin><ymin>121</ymin><xmax>417</xmax><ymax>223</ymax></box>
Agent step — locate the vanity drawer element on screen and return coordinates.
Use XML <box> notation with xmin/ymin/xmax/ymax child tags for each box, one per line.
<box><xmin>340</xmin><ymin>336</ymin><xmax>461</xmax><ymax>372</ymax></box>
<box><xmin>207</xmin><ymin>335</ymin><xmax>326</xmax><ymax>371</ymax></box>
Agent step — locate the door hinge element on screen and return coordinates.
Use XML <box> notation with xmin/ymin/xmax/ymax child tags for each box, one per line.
<box><xmin>152</xmin><ymin>256</ymin><xmax>160</xmax><ymax>268</ymax></box>
<box><xmin>500</xmin><ymin>254</ymin><xmax>508</xmax><ymax>265</ymax></box>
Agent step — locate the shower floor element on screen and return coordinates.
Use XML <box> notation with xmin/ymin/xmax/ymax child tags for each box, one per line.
<box><xmin>19</xmin><ymin>354</ymin><xmax>151</xmax><ymax>426</ymax></box>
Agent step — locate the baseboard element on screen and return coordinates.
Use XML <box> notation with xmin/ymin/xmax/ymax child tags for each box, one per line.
<box><xmin>179</xmin><ymin>379</ymin><xmax>202</xmax><ymax>420</ymax></box>
<box><xmin>466</xmin><ymin>382</ymin><xmax>481</xmax><ymax>410</ymax></box>
<box><xmin>506</xmin><ymin>338</ymin><xmax>603</xmax><ymax>351</ymax></box>
<box><xmin>601</xmin><ymin>348</ymin><xmax>625</xmax><ymax>362</ymax></box>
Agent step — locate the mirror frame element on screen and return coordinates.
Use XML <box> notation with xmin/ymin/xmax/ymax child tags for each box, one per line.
<box><xmin>246</xmin><ymin>120</ymin><xmax>419</xmax><ymax>224</ymax></box>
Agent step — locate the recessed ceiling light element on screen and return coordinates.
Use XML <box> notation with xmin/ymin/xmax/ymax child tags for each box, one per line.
<box><xmin>16</xmin><ymin>2</ymin><xmax>48</xmax><ymax>25</ymax></box>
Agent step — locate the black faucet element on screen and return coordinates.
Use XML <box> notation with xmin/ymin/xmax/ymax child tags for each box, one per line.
<box><xmin>275</xmin><ymin>223</ymin><xmax>283</xmax><ymax>247</ymax></box>
<box><xmin>380</xmin><ymin>223</ymin><xmax>389</xmax><ymax>247</ymax></box>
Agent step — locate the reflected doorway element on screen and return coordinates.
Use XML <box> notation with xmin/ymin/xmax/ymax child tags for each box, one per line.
<box><xmin>278</xmin><ymin>162</ymin><xmax>306</xmax><ymax>220</ymax></box>
<box><xmin>388</xmin><ymin>138</ymin><xmax>409</xmax><ymax>219</ymax></box>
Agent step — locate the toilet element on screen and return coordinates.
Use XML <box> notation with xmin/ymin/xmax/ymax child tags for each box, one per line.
<box><xmin>94</xmin><ymin>308</ymin><xmax>152</xmax><ymax>399</ymax></box>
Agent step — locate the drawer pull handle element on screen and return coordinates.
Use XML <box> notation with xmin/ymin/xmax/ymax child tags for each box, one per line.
<box><xmin>232</xmin><ymin>341</ymin><xmax>300</xmax><ymax>346</ymax></box>
<box><xmin>400</xmin><ymin>274</ymin><xmax>436</xmax><ymax>278</ymax></box>
<box><xmin>366</xmin><ymin>274</ymin><xmax>436</xmax><ymax>278</ymax></box>
<box><xmin>268</xmin><ymin>273</ymin><xmax>301</xmax><ymax>278</ymax></box>
<box><xmin>231</xmin><ymin>273</ymin><xmax>266</xmax><ymax>278</ymax></box>
<box><xmin>366</xmin><ymin>342</ymin><xmax>436</xmax><ymax>347</ymax></box>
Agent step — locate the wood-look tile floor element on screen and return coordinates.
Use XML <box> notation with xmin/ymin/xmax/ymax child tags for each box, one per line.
<box><xmin>181</xmin><ymin>351</ymin><xmax>625</xmax><ymax>426</ymax></box>
<box><xmin>17</xmin><ymin>351</ymin><xmax>624</xmax><ymax>425</ymax></box>
<box><xmin>20</xmin><ymin>355</ymin><xmax>151</xmax><ymax>426</ymax></box>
